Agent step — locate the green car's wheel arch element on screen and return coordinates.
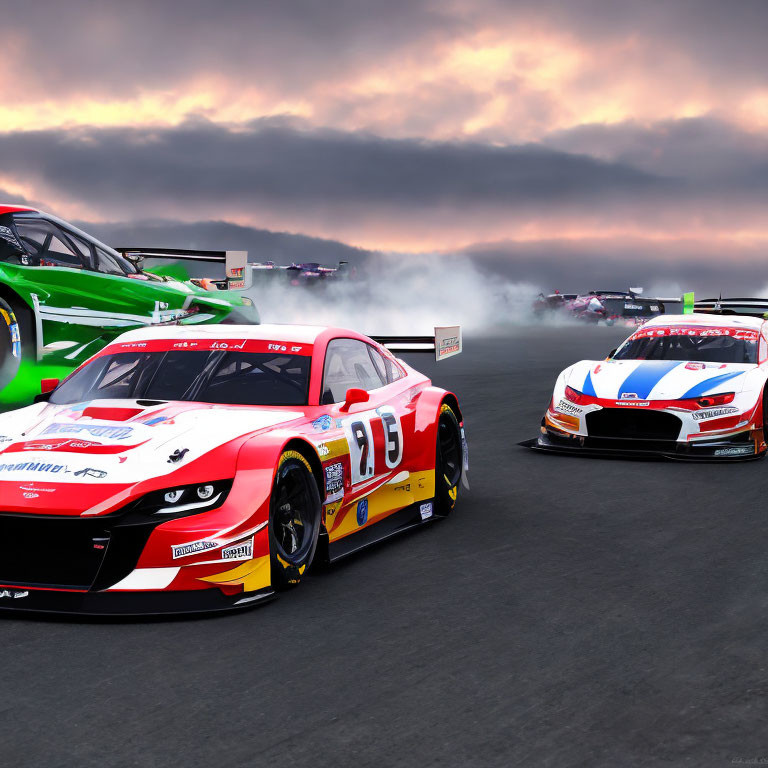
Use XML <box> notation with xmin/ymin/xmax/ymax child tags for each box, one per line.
<box><xmin>0</xmin><ymin>295</ymin><xmax>26</xmax><ymax>391</ymax></box>
<box><xmin>268</xmin><ymin>451</ymin><xmax>322</xmax><ymax>589</ymax></box>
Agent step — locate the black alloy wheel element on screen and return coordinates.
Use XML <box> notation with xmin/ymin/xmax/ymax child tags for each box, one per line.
<box><xmin>435</xmin><ymin>404</ymin><xmax>463</xmax><ymax>515</ymax></box>
<box><xmin>269</xmin><ymin>451</ymin><xmax>321</xmax><ymax>588</ymax></box>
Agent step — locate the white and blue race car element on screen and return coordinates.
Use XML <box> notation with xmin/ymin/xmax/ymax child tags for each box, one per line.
<box><xmin>525</xmin><ymin>312</ymin><xmax>768</xmax><ymax>460</ymax></box>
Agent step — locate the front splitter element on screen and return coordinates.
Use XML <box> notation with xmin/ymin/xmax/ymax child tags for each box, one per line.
<box><xmin>519</xmin><ymin>434</ymin><xmax>764</xmax><ymax>462</ymax></box>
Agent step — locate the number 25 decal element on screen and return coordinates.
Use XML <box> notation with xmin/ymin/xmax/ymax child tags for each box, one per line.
<box><xmin>343</xmin><ymin>407</ymin><xmax>403</xmax><ymax>485</ymax></box>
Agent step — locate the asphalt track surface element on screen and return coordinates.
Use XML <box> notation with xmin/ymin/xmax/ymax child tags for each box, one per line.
<box><xmin>3</xmin><ymin>325</ymin><xmax>768</xmax><ymax>768</ymax></box>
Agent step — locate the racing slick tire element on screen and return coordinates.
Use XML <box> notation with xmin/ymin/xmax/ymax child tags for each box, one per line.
<box><xmin>435</xmin><ymin>403</ymin><xmax>463</xmax><ymax>516</ymax></box>
<box><xmin>268</xmin><ymin>451</ymin><xmax>322</xmax><ymax>589</ymax></box>
<box><xmin>0</xmin><ymin>296</ymin><xmax>24</xmax><ymax>391</ymax></box>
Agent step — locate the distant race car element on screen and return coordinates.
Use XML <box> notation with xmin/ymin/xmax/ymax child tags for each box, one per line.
<box><xmin>0</xmin><ymin>205</ymin><xmax>259</xmax><ymax>393</ymax></box>
<box><xmin>533</xmin><ymin>289</ymin><xmax>671</xmax><ymax>325</ymax></box>
<box><xmin>0</xmin><ymin>323</ymin><xmax>466</xmax><ymax>614</ymax></box>
<box><xmin>252</xmin><ymin>260</ymin><xmax>350</xmax><ymax>287</ymax></box>
<box><xmin>523</xmin><ymin>312</ymin><xmax>768</xmax><ymax>460</ymax></box>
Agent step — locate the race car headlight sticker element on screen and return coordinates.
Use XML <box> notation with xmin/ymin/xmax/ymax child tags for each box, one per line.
<box><xmin>136</xmin><ymin>480</ymin><xmax>233</xmax><ymax>517</ymax></box>
<box><xmin>695</xmin><ymin>392</ymin><xmax>735</xmax><ymax>408</ymax></box>
<box><xmin>678</xmin><ymin>392</ymin><xmax>736</xmax><ymax>408</ymax></box>
<box><xmin>564</xmin><ymin>386</ymin><xmax>588</xmax><ymax>405</ymax></box>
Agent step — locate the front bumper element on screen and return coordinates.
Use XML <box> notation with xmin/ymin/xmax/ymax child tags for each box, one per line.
<box><xmin>0</xmin><ymin>584</ymin><xmax>275</xmax><ymax>616</ymax></box>
<box><xmin>521</xmin><ymin>427</ymin><xmax>764</xmax><ymax>461</ymax></box>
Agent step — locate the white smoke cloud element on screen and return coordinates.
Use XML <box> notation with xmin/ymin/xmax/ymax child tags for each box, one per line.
<box><xmin>246</xmin><ymin>255</ymin><xmax>542</xmax><ymax>335</ymax></box>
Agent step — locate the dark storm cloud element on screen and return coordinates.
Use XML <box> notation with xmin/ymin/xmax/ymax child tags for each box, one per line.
<box><xmin>82</xmin><ymin>218</ymin><xmax>372</xmax><ymax>268</ymax></box>
<box><xmin>2</xmin><ymin>0</ymin><xmax>767</xmax><ymax>100</ymax></box>
<box><xmin>543</xmin><ymin>117</ymin><xmax>768</xmax><ymax>182</ymax></box>
<box><xmin>0</xmin><ymin>0</ymin><xmax>456</xmax><ymax>98</ymax></box>
<box><xmin>528</xmin><ymin>0</ymin><xmax>768</xmax><ymax>86</ymax></box>
<box><xmin>0</xmin><ymin>118</ymin><xmax>669</xmax><ymax>217</ymax></box>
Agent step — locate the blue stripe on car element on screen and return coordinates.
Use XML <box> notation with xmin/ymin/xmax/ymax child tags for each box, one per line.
<box><xmin>617</xmin><ymin>361</ymin><xmax>682</xmax><ymax>399</ymax></box>
<box><xmin>582</xmin><ymin>370</ymin><xmax>597</xmax><ymax>397</ymax></box>
<box><xmin>680</xmin><ymin>371</ymin><xmax>745</xmax><ymax>399</ymax></box>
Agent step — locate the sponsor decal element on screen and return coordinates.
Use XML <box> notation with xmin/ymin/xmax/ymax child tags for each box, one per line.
<box><xmin>356</xmin><ymin>498</ymin><xmax>369</xmax><ymax>526</ymax></box>
<box><xmin>615</xmin><ymin>401</ymin><xmax>650</xmax><ymax>407</ymax></box>
<box><xmin>324</xmin><ymin>461</ymin><xmax>344</xmax><ymax>502</ymax></box>
<box><xmin>393</xmin><ymin>482</ymin><xmax>411</xmax><ymax>492</ymax></box>
<box><xmin>317</xmin><ymin>443</ymin><xmax>330</xmax><ymax>457</ymax></box>
<box><xmin>312</xmin><ymin>415</ymin><xmax>332</xmax><ymax>432</ymax></box>
<box><xmin>0</xmin><ymin>225</ymin><xmax>23</xmax><ymax>250</ymax></box>
<box><xmin>23</xmin><ymin>492</ymin><xmax>38</xmax><ymax>499</ymax></box>
<box><xmin>73</xmin><ymin>467</ymin><xmax>107</xmax><ymax>479</ymax></box>
<box><xmin>714</xmin><ymin>446</ymin><xmax>754</xmax><ymax>457</ymax></box>
<box><xmin>420</xmin><ymin>502</ymin><xmax>433</xmax><ymax>520</ymax></box>
<box><xmin>624</xmin><ymin>303</ymin><xmax>643</xmax><ymax>311</ymax></box>
<box><xmin>556</xmin><ymin>399</ymin><xmax>582</xmax><ymax>416</ymax></box>
<box><xmin>221</xmin><ymin>537</ymin><xmax>254</xmax><ymax>561</ymax></box>
<box><xmin>437</xmin><ymin>336</ymin><xmax>461</xmax><ymax>358</ymax></box>
<box><xmin>0</xmin><ymin>462</ymin><xmax>66</xmax><ymax>474</ymax></box>
<box><xmin>0</xmin><ymin>589</ymin><xmax>28</xmax><ymax>600</ymax></box>
<box><xmin>0</xmin><ymin>436</ymin><xmax>12</xmax><ymax>443</ymax></box>
<box><xmin>42</xmin><ymin>423</ymin><xmax>134</xmax><ymax>440</ymax></box>
<box><xmin>631</xmin><ymin>326</ymin><xmax>759</xmax><ymax>341</ymax></box>
<box><xmin>172</xmin><ymin>540</ymin><xmax>219</xmax><ymax>559</ymax></box>
<box><xmin>435</xmin><ymin>326</ymin><xmax>462</xmax><ymax>360</ymax></box>
<box><xmin>692</xmin><ymin>407</ymin><xmax>740</xmax><ymax>421</ymax></box>
<box><xmin>621</xmin><ymin>392</ymin><xmax>639</xmax><ymax>399</ymax></box>
<box><xmin>20</xmin><ymin>485</ymin><xmax>56</xmax><ymax>493</ymax></box>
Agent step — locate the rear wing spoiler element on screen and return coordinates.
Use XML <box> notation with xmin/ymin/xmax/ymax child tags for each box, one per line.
<box><xmin>694</xmin><ymin>297</ymin><xmax>768</xmax><ymax>318</ymax></box>
<box><xmin>370</xmin><ymin>326</ymin><xmax>462</xmax><ymax>361</ymax></box>
<box><xmin>115</xmin><ymin>248</ymin><xmax>251</xmax><ymax>290</ymax></box>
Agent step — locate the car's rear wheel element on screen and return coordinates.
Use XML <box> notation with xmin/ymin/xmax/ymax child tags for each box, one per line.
<box><xmin>435</xmin><ymin>403</ymin><xmax>463</xmax><ymax>515</ymax></box>
<box><xmin>268</xmin><ymin>451</ymin><xmax>321</xmax><ymax>589</ymax></box>
<box><xmin>0</xmin><ymin>296</ymin><xmax>24</xmax><ymax>391</ymax></box>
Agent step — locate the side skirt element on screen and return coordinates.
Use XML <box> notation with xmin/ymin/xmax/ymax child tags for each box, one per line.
<box><xmin>328</xmin><ymin>500</ymin><xmax>439</xmax><ymax>563</ymax></box>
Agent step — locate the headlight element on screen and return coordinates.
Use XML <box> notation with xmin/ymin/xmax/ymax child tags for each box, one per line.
<box><xmin>136</xmin><ymin>480</ymin><xmax>233</xmax><ymax>517</ymax></box>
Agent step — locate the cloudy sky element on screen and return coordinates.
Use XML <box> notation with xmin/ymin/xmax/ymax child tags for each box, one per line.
<box><xmin>2</xmin><ymin>0</ymin><xmax>768</xmax><ymax>290</ymax></box>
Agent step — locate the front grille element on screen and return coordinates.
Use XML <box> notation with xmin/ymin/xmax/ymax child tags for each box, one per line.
<box><xmin>0</xmin><ymin>514</ymin><xmax>111</xmax><ymax>589</ymax></box>
<box><xmin>0</xmin><ymin>511</ymin><xmax>159</xmax><ymax>590</ymax></box>
<box><xmin>586</xmin><ymin>408</ymin><xmax>682</xmax><ymax>441</ymax></box>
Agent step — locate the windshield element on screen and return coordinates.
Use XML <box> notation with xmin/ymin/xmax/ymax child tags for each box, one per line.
<box><xmin>613</xmin><ymin>327</ymin><xmax>758</xmax><ymax>364</ymax></box>
<box><xmin>50</xmin><ymin>349</ymin><xmax>311</xmax><ymax>406</ymax></box>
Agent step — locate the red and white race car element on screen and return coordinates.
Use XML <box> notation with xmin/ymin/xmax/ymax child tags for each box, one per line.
<box><xmin>525</xmin><ymin>313</ymin><xmax>768</xmax><ymax>460</ymax></box>
<box><xmin>0</xmin><ymin>324</ymin><xmax>466</xmax><ymax>614</ymax></box>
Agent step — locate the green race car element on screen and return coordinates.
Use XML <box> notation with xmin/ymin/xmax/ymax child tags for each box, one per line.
<box><xmin>0</xmin><ymin>204</ymin><xmax>259</xmax><ymax>407</ymax></box>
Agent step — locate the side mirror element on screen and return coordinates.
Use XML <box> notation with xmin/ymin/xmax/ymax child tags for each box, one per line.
<box><xmin>340</xmin><ymin>387</ymin><xmax>369</xmax><ymax>412</ymax></box>
<box><xmin>607</xmin><ymin>348</ymin><xmax>617</xmax><ymax>359</ymax></box>
<box><xmin>34</xmin><ymin>378</ymin><xmax>59</xmax><ymax>403</ymax></box>
<box><xmin>124</xmin><ymin>252</ymin><xmax>145</xmax><ymax>270</ymax></box>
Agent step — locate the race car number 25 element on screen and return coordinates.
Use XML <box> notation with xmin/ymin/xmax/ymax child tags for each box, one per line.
<box><xmin>343</xmin><ymin>407</ymin><xmax>403</xmax><ymax>485</ymax></box>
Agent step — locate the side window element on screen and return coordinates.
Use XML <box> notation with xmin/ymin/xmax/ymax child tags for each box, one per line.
<box><xmin>321</xmin><ymin>339</ymin><xmax>386</xmax><ymax>404</ymax></box>
<box><xmin>383</xmin><ymin>356</ymin><xmax>404</xmax><ymax>383</ymax></box>
<box><xmin>13</xmin><ymin>217</ymin><xmax>85</xmax><ymax>269</ymax></box>
<box><xmin>368</xmin><ymin>346</ymin><xmax>404</xmax><ymax>384</ymax></box>
<box><xmin>62</xmin><ymin>230</ymin><xmax>95</xmax><ymax>269</ymax></box>
<box><xmin>95</xmin><ymin>245</ymin><xmax>128</xmax><ymax>276</ymax></box>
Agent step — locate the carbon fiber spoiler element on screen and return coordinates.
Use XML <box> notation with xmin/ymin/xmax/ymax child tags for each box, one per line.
<box><xmin>694</xmin><ymin>297</ymin><xmax>768</xmax><ymax>318</ymax></box>
<box><xmin>115</xmin><ymin>247</ymin><xmax>251</xmax><ymax>290</ymax></box>
<box><xmin>370</xmin><ymin>326</ymin><xmax>462</xmax><ymax>361</ymax></box>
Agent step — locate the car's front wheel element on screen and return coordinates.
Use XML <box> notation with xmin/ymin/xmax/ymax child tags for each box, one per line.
<box><xmin>435</xmin><ymin>403</ymin><xmax>463</xmax><ymax>515</ymax></box>
<box><xmin>0</xmin><ymin>296</ymin><xmax>23</xmax><ymax>391</ymax></box>
<box><xmin>268</xmin><ymin>451</ymin><xmax>321</xmax><ymax>588</ymax></box>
